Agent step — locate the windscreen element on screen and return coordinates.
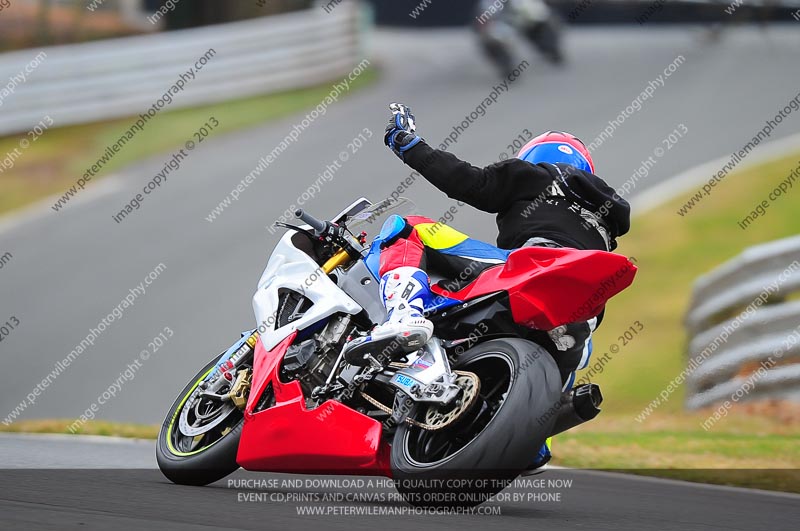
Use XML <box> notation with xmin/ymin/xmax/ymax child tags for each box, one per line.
<box><xmin>346</xmin><ymin>197</ymin><xmax>418</xmax><ymax>244</ymax></box>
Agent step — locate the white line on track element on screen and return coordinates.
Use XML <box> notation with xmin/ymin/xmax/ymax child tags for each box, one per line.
<box><xmin>0</xmin><ymin>174</ymin><xmax>123</xmax><ymax>236</ymax></box>
<box><xmin>631</xmin><ymin>131</ymin><xmax>800</xmax><ymax>216</ymax></box>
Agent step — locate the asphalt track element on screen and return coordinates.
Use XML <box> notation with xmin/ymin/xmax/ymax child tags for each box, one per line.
<box><xmin>1</xmin><ymin>25</ymin><xmax>800</xmax><ymax>529</ymax></box>
<box><xmin>2</xmin><ymin>434</ymin><xmax>799</xmax><ymax>531</ymax></box>
<box><xmin>3</xmin><ymin>26</ymin><xmax>800</xmax><ymax>425</ymax></box>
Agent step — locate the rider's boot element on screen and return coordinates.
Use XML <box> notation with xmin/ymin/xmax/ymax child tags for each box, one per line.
<box><xmin>343</xmin><ymin>267</ymin><xmax>434</xmax><ymax>366</ymax></box>
<box><xmin>521</xmin><ymin>437</ymin><xmax>552</xmax><ymax>476</ymax></box>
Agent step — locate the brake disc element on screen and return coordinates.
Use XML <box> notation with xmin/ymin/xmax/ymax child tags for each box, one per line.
<box><xmin>421</xmin><ymin>371</ymin><xmax>481</xmax><ymax>430</ymax></box>
<box><xmin>178</xmin><ymin>387</ymin><xmax>237</xmax><ymax>437</ymax></box>
<box><xmin>361</xmin><ymin>370</ymin><xmax>481</xmax><ymax>431</ymax></box>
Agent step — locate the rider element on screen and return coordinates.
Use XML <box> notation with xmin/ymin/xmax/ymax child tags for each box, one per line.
<box><xmin>475</xmin><ymin>0</ymin><xmax>563</xmax><ymax>69</ymax></box>
<box><xmin>343</xmin><ymin>103</ymin><xmax>630</xmax><ymax>471</ymax></box>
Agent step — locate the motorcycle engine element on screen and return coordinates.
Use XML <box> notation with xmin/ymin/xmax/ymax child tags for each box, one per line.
<box><xmin>279</xmin><ymin>315</ymin><xmax>355</xmax><ymax>407</ymax></box>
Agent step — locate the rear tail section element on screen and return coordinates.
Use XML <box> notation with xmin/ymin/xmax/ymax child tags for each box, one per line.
<box><xmin>432</xmin><ymin>246</ymin><xmax>637</xmax><ymax>330</ymax></box>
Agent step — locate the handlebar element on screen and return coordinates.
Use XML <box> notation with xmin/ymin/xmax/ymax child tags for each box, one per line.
<box><xmin>295</xmin><ymin>209</ymin><xmax>327</xmax><ymax>235</ymax></box>
<box><xmin>293</xmin><ymin>208</ymin><xmax>366</xmax><ymax>265</ymax></box>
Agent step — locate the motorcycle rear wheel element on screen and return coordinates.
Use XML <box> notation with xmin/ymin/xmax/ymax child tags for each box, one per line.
<box><xmin>156</xmin><ymin>355</ymin><xmax>244</xmax><ymax>486</ymax></box>
<box><xmin>390</xmin><ymin>338</ymin><xmax>562</xmax><ymax>507</ymax></box>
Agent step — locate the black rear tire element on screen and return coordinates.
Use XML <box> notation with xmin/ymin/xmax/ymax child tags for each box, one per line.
<box><xmin>391</xmin><ymin>338</ymin><xmax>562</xmax><ymax>507</ymax></box>
<box><xmin>156</xmin><ymin>356</ymin><xmax>243</xmax><ymax>486</ymax></box>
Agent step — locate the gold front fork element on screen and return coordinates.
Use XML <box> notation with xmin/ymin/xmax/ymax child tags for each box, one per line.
<box><xmin>322</xmin><ymin>248</ymin><xmax>351</xmax><ymax>273</ymax></box>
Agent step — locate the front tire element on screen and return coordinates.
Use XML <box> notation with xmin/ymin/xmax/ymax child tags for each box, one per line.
<box><xmin>156</xmin><ymin>356</ymin><xmax>244</xmax><ymax>486</ymax></box>
<box><xmin>391</xmin><ymin>338</ymin><xmax>562</xmax><ymax>507</ymax></box>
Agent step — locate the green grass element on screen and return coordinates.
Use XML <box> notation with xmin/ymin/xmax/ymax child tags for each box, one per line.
<box><xmin>586</xmin><ymin>152</ymin><xmax>800</xmax><ymax>414</ymax></box>
<box><xmin>553</xmin><ymin>150</ymin><xmax>800</xmax><ymax>492</ymax></box>
<box><xmin>555</xmin><ymin>412</ymin><xmax>800</xmax><ymax>492</ymax></box>
<box><xmin>0</xmin><ymin>419</ymin><xmax>158</xmax><ymax>439</ymax></box>
<box><xmin>0</xmin><ymin>67</ymin><xmax>378</xmax><ymax>215</ymax></box>
<box><xmin>5</xmin><ymin>148</ymin><xmax>800</xmax><ymax>493</ymax></box>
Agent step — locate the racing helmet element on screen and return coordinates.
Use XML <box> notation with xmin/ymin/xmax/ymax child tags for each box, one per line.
<box><xmin>517</xmin><ymin>131</ymin><xmax>595</xmax><ymax>173</ymax></box>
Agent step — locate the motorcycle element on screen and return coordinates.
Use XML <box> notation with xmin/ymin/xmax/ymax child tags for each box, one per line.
<box><xmin>475</xmin><ymin>0</ymin><xmax>564</xmax><ymax>75</ymax></box>
<box><xmin>156</xmin><ymin>196</ymin><xmax>636</xmax><ymax>506</ymax></box>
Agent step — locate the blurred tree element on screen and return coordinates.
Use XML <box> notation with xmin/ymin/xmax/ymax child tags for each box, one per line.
<box><xmin>69</xmin><ymin>0</ymin><xmax>87</xmax><ymax>42</ymax></box>
<box><xmin>162</xmin><ymin>0</ymin><xmax>313</xmax><ymax>29</ymax></box>
<box><xmin>36</xmin><ymin>0</ymin><xmax>53</xmax><ymax>45</ymax></box>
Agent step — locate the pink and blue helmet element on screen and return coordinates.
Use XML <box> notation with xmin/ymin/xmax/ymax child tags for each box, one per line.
<box><xmin>517</xmin><ymin>131</ymin><xmax>595</xmax><ymax>174</ymax></box>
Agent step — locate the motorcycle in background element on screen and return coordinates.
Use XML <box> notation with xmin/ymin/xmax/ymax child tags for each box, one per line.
<box><xmin>474</xmin><ymin>0</ymin><xmax>564</xmax><ymax>75</ymax></box>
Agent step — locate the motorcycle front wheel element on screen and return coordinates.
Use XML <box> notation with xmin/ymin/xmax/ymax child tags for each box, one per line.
<box><xmin>391</xmin><ymin>338</ymin><xmax>562</xmax><ymax>507</ymax></box>
<box><xmin>156</xmin><ymin>355</ymin><xmax>244</xmax><ymax>486</ymax></box>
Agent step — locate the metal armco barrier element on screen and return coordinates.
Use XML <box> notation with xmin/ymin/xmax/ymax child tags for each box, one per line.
<box><xmin>685</xmin><ymin>235</ymin><xmax>800</xmax><ymax>409</ymax></box>
<box><xmin>0</xmin><ymin>2</ymin><xmax>366</xmax><ymax>136</ymax></box>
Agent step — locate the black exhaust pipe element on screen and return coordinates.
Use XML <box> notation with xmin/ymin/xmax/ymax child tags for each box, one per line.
<box><xmin>549</xmin><ymin>383</ymin><xmax>603</xmax><ymax>437</ymax></box>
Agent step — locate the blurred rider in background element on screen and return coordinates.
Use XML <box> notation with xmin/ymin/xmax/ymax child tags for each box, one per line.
<box><xmin>474</xmin><ymin>0</ymin><xmax>564</xmax><ymax>74</ymax></box>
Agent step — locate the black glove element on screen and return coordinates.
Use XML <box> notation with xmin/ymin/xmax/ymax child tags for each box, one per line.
<box><xmin>384</xmin><ymin>102</ymin><xmax>422</xmax><ymax>160</ymax></box>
